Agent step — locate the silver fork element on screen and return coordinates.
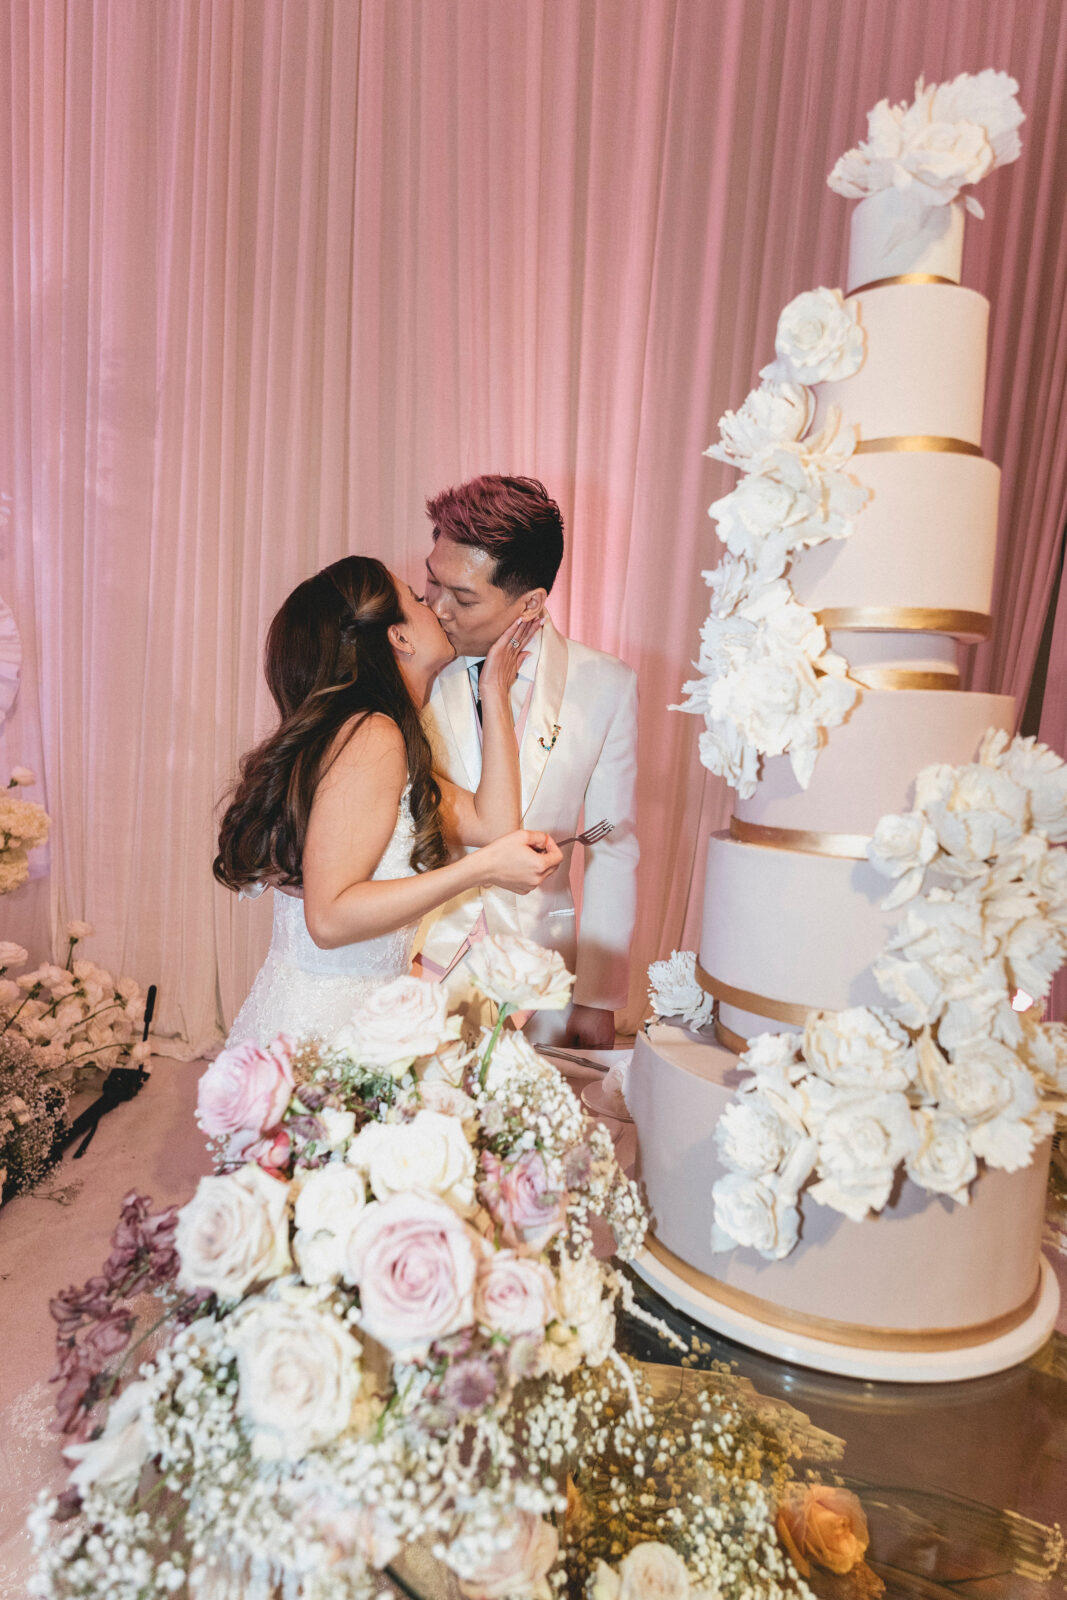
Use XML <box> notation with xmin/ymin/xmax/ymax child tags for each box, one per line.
<box><xmin>555</xmin><ymin>818</ymin><xmax>615</xmax><ymax>848</ymax></box>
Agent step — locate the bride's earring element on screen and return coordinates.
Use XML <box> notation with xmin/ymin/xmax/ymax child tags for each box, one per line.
<box><xmin>388</xmin><ymin>624</ymin><xmax>416</xmax><ymax>657</ymax></box>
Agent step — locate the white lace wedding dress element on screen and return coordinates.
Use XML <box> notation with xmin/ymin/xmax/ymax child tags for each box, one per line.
<box><xmin>226</xmin><ymin>787</ymin><xmax>421</xmax><ymax>1048</ymax></box>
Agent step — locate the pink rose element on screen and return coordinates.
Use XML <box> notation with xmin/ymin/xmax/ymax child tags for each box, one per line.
<box><xmin>453</xmin><ymin>1511</ymin><xmax>558</xmax><ymax>1600</ymax></box>
<box><xmin>242</xmin><ymin>1128</ymin><xmax>293</xmax><ymax>1173</ymax></box>
<box><xmin>475</xmin><ymin>1251</ymin><xmax>556</xmax><ymax>1337</ymax></box>
<box><xmin>196</xmin><ymin>1035</ymin><xmax>296</xmax><ymax>1143</ymax></box>
<box><xmin>346</xmin><ymin>1189</ymin><xmax>483</xmax><ymax>1357</ymax></box>
<box><xmin>479</xmin><ymin>1151</ymin><xmax>568</xmax><ymax>1252</ymax></box>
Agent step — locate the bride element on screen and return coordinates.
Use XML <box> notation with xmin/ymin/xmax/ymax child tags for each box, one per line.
<box><xmin>214</xmin><ymin>555</ymin><xmax>561</xmax><ymax>1046</ymax></box>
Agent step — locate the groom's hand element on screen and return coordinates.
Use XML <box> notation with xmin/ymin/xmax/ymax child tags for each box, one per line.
<box><xmin>565</xmin><ymin>1004</ymin><xmax>616</xmax><ymax>1050</ymax></box>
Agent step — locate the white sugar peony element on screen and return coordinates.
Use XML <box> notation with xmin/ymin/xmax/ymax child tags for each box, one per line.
<box><xmin>346</xmin><ymin>1108</ymin><xmax>477</xmax><ymax>1214</ymax></box>
<box><xmin>176</xmin><ymin>1164</ymin><xmax>291</xmax><ymax>1298</ymax></box>
<box><xmin>647</xmin><ymin>950</ymin><xmax>715</xmax><ymax>1029</ymax></box>
<box><xmin>873</xmin><ymin>953</ymin><xmax>945</xmax><ymax>1029</ymax></box>
<box><xmin>331</xmin><ymin>975</ymin><xmax>459</xmax><ymax>1076</ymax></box>
<box><xmin>924</xmin><ymin>764</ymin><xmax>1028</xmax><ymax>866</ymax></box>
<box><xmin>705</xmin><ymin>379</ymin><xmax>812</xmax><ymax>473</ymax></box>
<box><xmin>227</xmin><ymin>1293</ymin><xmax>365</xmax><ymax>1460</ymax></box>
<box><xmin>925</xmin><ymin>1036</ymin><xmax>1019</xmax><ymax>1124</ymax></box>
<box><xmin>762</xmin><ymin>288</ymin><xmax>865</xmax><ymax>386</ymax></box>
<box><xmin>465</xmin><ymin>933</ymin><xmax>574</xmax><ymax>1011</ymax></box>
<box><xmin>803</xmin><ymin>1007</ymin><xmax>916</xmax><ymax>1092</ymax></box>
<box><xmin>906</xmin><ymin>1108</ymin><xmax>977</xmax><ymax>1202</ymax></box>
<box><xmin>714</xmin><ymin>1095</ymin><xmax>801</xmax><ymax>1178</ymax></box>
<box><xmin>696</xmin><ymin>718</ymin><xmax>761</xmax><ymax>798</ymax></box>
<box><xmin>992</xmin><ymin>733</ymin><xmax>1067</xmax><ymax>842</ymax></box>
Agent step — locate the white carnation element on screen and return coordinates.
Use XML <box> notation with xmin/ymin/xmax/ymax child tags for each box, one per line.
<box><xmin>991</xmin><ymin>733</ymin><xmax>1067</xmax><ymax>843</ymax></box>
<box><xmin>647</xmin><ymin>950</ymin><xmax>714</xmax><ymax>1029</ymax></box>
<box><xmin>873</xmin><ymin>953</ymin><xmax>945</xmax><ymax>1029</ymax></box>
<box><xmin>924</xmin><ymin>764</ymin><xmax>1028</xmax><ymax>867</ymax></box>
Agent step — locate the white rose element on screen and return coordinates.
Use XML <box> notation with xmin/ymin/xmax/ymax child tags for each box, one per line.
<box><xmin>763</xmin><ymin>288</ymin><xmax>865</xmax><ymax>385</ymax></box>
<box><xmin>711</xmin><ymin>1172</ymin><xmax>799</xmax><ymax>1260</ymax></box>
<box><xmin>0</xmin><ymin>942</ymin><xmax>28</xmax><ymax>968</ymax></box>
<box><xmin>867</xmin><ymin>811</ymin><xmax>938</xmax><ymax>909</ymax></box>
<box><xmin>709</xmin><ymin>472</ymin><xmax>805</xmax><ymax>556</ymax></box>
<box><xmin>413</xmin><ymin>1077</ymin><xmax>480</xmax><ymax>1136</ymax></box>
<box><xmin>925</xmin><ymin>765</ymin><xmax>1028</xmax><ymax>865</ymax></box>
<box><xmin>315</xmin><ymin>1107</ymin><xmax>356</xmax><ymax>1149</ymax></box>
<box><xmin>63</xmin><ymin>1380</ymin><xmax>152</xmax><ymax>1496</ymax></box>
<box><xmin>451</xmin><ymin>1511</ymin><xmax>558</xmax><ymax>1600</ymax></box>
<box><xmin>809</xmin><ymin>1091</ymin><xmax>918</xmax><ymax>1221</ymax></box>
<box><xmin>474</xmin><ymin>1250</ymin><xmax>556</xmax><ymax>1336</ymax></box>
<box><xmin>905</xmin><ymin>1108</ymin><xmax>977</xmax><ymax>1202</ymax></box>
<box><xmin>346</xmin><ymin>1108</ymin><xmax>476</xmax><ymax>1214</ymax></box>
<box><xmin>176</xmin><ymin>1164</ymin><xmax>292</xmax><ymax>1298</ymax></box>
<box><xmin>227</xmin><ymin>1293</ymin><xmax>364</xmax><ymax>1459</ymax></box>
<box><xmin>705</xmin><ymin>379</ymin><xmax>812</xmax><ymax>473</ymax></box>
<box><xmin>617</xmin><ymin>1542</ymin><xmax>692</xmax><ymax>1600</ymax></box>
<box><xmin>292</xmin><ymin>1164</ymin><xmax>368</xmax><ymax>1286</ymax></box>
<box><xmin>647</xmin><ymin>950</ymin><xmax>715</xmax><ymax>1029</ymax></box>
<box><xmin>803</xmin><ymin>1007</ymin><xmax>916</xmax><ymax>1092</ymax></box>
<box><xmin>466</xmin><ymin>934</ymin><xmax>574</xmax><ymax>1011</ymax></box>
<box><xmin>714</xmin><ymin>1096</ymin><xmax>799</xmax><ymax>1177</ymax></box>
<box><xmin>553</xmin><ymin>1252</ymin><xmax>615</xmax><ymax>1364</ymax></box>
<box><xmin>330</xmin><ymin>975</ymin><xmax>460</xmax><ymax>1077</ymax></box>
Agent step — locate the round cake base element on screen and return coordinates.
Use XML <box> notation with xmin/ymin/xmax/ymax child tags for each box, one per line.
<box><xmin>632</xmin><ymin>1246</ymin><xmax>1061</xmax><ymax>1384</ymax></box>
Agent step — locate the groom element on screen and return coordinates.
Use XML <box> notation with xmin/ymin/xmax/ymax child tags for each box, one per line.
<box><xmin>416</xmin><ymin>474</ymin><xmax>639</xmax><ymax>1048</ymax></box>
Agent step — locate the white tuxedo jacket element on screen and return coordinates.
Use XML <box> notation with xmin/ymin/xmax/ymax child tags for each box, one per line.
<box><xmin>418</xmin><ymin>618</ymin><xmax>639</xmax><ymax>1010</ymax></box>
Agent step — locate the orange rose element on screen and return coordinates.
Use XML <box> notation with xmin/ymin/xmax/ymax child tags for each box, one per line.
<box><xmin>776</xmin><ymin>1484</ymin><xmax>869</xmax><ymax>1578</ymax></box>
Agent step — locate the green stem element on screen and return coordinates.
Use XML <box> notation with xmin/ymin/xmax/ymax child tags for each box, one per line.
<box><xmin>478</xmin><ymin>1003</ymin><xmax>514</xmax><ymax>1089</ymax></box>
<box><xmin>0</xmin><ymin>982</ymin><xmax>43</xmax><ymax>1034</ymax></box>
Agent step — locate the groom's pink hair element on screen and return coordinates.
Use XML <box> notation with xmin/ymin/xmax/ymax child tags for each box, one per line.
<box><xmin>427</xmin><ymin>474</ymin><xmax>564</xmax><ymax>596</ymax></box>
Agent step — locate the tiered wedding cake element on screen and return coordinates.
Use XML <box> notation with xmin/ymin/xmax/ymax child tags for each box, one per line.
<box><xmin>630</xmin><ymin>75</ymin><xmax>1064</xmax><ymax>1381</ymax></box>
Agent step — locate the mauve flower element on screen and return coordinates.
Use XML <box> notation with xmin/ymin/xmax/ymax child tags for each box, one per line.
<box><xmin>441</xmin><ymin>1355</ymin><xmax>497</xmax><ymax>1415</ymax></box>
<box><xmin>242</xmin><ymin>1128</ymin><xmax>293</xmax><ymax>1173</ymax></box>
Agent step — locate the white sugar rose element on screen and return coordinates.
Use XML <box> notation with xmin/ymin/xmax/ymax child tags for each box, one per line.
<box><xmin>706</xmin><ymin>379</ymin><xmax>812</xmax><ymax>473</ymax></box>
<box><xmin>451</xmin><ymin>1511</ymin><xmax>558</xmax><ymax>1600</ymax></box>
<box><xmin>709</xmin><ymin>472</ymin><xmax>805</xmax><ymax>556</ymax></box>
<box><xmin>64</xmin><ymin>1380</ymin><xmax>151</xmax><ymax>1496</ymax></box>
<box><xmin>763</xmin><ymin>288</ymin><xmax>865</xmax><ymax>385</ymax></box>
<box><xmin>867</xmin><ymin>811</ymin><xmax>938</xmax><ymax>909</ymax></box>
<box><xmin>466</xmin><ymin>933</ymin><xmax>574</xmax><ymax>1011</ymax></box>
<box><xmin>906</xmin><ymin>1108</ymin><xmax>977</xmax><ymax>1202</ymax></box>
<box><xmin>809</xmin><ymin>1091</ymin><xmax>918</xmax><ymax>1221</ymax></box>
<box><xmin>331</xmin><ymin>975</ymin><xmax>459</xmax><ymax>1076</ymax></box>
<box><xmin>292</xmin><ymin>1164</ymin><xmax>368</xmax><ymax>1286</ymax></box>
<box><xmin>347</xmin><ymin>1108</ymin><xmax>476</xmax><ymax>1214</ymax></box>
<box><xmin>803</xmin><ymin>1007</ymin><xmax>915</xmax><ymax>1092</ymax></box>
<box><xmin>711</xmin><ymin>1172</ymin><xmax>799</xmax><ymax>1260</ymax></box>
<box><xmin>647</xmin><ymin>950</ymin><xmax>715</xmax><ymax>1029</ymax></box>
<box><xmin>346</xmin><ymin>1189</ymin><xmax>483</xmax><ymax>1356</ymax></box>
<box><xmin>227</xmin><ymin>1294</ymin><xmax>364</xmax><ymax>1460</ymax></box>
<box><xmin>176</xmin><ymin>1164</ymin><xmax>291</xmax><ymax>1298</ymax></box>
<box><xmin>474</xmin><ymin>1250</ymin><xmax>556</xmax><ymax>1337</ymax></box>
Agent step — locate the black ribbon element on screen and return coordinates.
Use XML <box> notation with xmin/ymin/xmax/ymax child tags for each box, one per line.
<box><xmin>59</xmin><ymin>983</ymin><xmax>158</xmax><ymax>1159</ymax></box>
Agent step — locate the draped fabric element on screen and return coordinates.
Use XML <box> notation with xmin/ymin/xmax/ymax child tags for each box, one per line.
<box><xmin>2</xmin><ymin>0</ymin><xmax>1067</xmax><ymax>1049</ymax></box>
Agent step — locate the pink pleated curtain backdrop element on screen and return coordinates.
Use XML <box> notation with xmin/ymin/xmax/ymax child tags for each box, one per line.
<box><xmin>1</xmin><ymin>0</ymin><xmax>1066</xmax><ymax>1049</ymax></box>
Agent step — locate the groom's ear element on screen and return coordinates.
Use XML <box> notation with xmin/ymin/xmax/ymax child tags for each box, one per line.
<box><xmin>518</xmin><ymin>587</ymin><xmax>547</xmax><ymax>618</ymax></box>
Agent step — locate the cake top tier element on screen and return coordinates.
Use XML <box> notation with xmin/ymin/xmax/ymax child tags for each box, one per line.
<box><xmin>827</xmin><ymin>71</ymin><xmax>1024</xmax><ymax>291</ymax></box>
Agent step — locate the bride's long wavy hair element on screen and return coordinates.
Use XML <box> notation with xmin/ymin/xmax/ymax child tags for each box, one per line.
<box><xmin>213</xmin><ymin>557</ymin><xmax>447</xmax><ymax>892</ymax></box>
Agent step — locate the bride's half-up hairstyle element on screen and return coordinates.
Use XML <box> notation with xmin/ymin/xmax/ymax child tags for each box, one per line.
<box><xmin>214</xmin><ymin>556</ymin><xmax>447</xmax><ymax>891</ymax></box>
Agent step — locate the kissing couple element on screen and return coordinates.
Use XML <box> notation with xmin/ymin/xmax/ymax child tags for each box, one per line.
<box><xmin>216</xmin><ymin>475</ymin><xmax>638</xmax><ymax>1050</ymax></box>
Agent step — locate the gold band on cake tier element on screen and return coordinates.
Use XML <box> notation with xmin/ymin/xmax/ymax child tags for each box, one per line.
<box><xmin>729</xmin><ymin>816</ymin><xmax>870</xmax><ymax>859</ymax></box>
<box><xmin>847</xmin><ymin>272</ymin><xmax>958</xmax><ymax>295</ymax></box>
<box><xmin>714</xmin><ymin>1017</ymin><xmax>750</xmax><ymax>1055</ymax></box>
<box><xmin>818</xmin><ymin>605</ymin><xmax>992</xmax><ymax>640</ymax></box>
<box><xmin>854</xmin><ymin>436</ymin><xmax>984</xmax><ymax>457</ymax></box>
<box><xmin>695</xmin><ymin>961</ymin><xmax>815</xmax><ymax>1026</ymax></box>
<box><xmin>849</xmin><ymin>667</ymin><xmax>961</xmax><ymax>691</ymax></box>
<box><xmin>643</xmin><ymin>1234</ymin><xmax>1044</xmax><ymax>1352</ymax></box>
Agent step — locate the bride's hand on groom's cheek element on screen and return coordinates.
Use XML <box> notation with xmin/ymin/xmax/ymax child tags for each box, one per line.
<box><xmin>480</xmin><ymin>614</ymin><xmax>542</xmax><ymax>697</ymax></box>
<box><xmin>479</xmin><ymin>830</ymin><xmax>562</xmax><ymax>893</ymax></box>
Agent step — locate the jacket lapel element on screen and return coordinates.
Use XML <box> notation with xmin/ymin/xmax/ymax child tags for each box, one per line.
<box><xmin>519</xmin><ymin>618</ymin><xmax>568</xmax><ymax>816</ymax></box>
<box><xmin>430</xmin><ymin>657</ymin><xmax>482</xmax><ymax>791</ymax></box>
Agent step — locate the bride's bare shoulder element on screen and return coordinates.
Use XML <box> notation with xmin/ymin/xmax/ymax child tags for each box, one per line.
<box><xmin>322</xmin><ymin>712</ymin><xmax>406</xmax><ymax>788</ymax></box>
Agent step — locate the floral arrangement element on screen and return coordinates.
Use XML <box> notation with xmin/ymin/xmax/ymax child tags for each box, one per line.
<box><xmin>0</xmin><ymin>763</ymin><xmax>50</xmax><ymax>893</ymax></box>
<box><xmin>1</xmin><ymin>925</ymin><xmax>150</xmax><ymax>1090</ymax></box>
<box><xmin>31</xmin><ymin>937</ymin><xmax>668</xmax><ymax>1600</ymax></box>
<box><xmin>647</xmin><ymin>950</ymin><xmax>715</xmax><ymax>1031</ymax></box>
<box><xmin>711</xmin><ymin>731</ymin><xmax>1067</xmax><ymax>1260</ymax></box>
<box><xmin>0</xmin><ymin>1026</ymin><xmax>69</xmax><ymax>1201</ymax></box>
<box><xmin>828</xmin><ymin>71</ymin><xmax>1024</xmax><ymax>222</ymax></box>
<box><xmin>674</xmin><ymin>288</ymin><xmax>869</xmax><ymax>797</ymax></box>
